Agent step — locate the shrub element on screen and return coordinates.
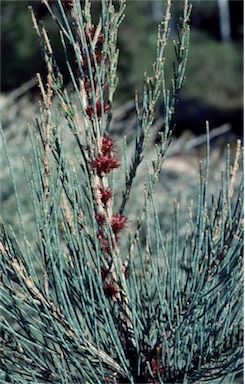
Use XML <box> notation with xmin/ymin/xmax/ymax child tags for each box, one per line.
<box><xmin>0</xmin><ymin>1</ymin><xmax>243</xmax><ymax>383</ymax></box>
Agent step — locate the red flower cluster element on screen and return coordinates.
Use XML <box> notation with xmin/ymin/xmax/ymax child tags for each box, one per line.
<box><xmin>95</xmin><ymin>213</ymin><xmax>105</xmax><ymax>225</ymax></box>
<box><xmin>103</xmin><ymin>280</ymin><xmax>118</xmax><ymax>298</ymax></box>
<box><xmin>110</xmin><ymin>213</ymin><xmax>127</xmax><ymax>236</ymax></box>
<box><xmin>93</xmin><ymin>136</ymin><xmax>128</xmax><ymax>264</ymax></box>
<box><xmin>101</xmin><ymin>135</ymin><xmax>115</xmax><ymax>155</ymax></box>
<box><xmin>96</xmin><ymin>212</ymin><xmax>127</xmax><ymax>254</ymax></box>
<box><xmin>92</xmin><ymin>154</ymin><xmax>119</xmax><ymax>176</ymax></box>
<box><xmin>101</xmin><ymin>266</ymin><xmax>118</xmax><ymax>299</ymax></box>
<box><xmin>86</xmin><ymin>101</ymin><xmax>111</xmax><ymax>120</ymax></box>
<box><xmin>99</xmin><ymin>186</ymin><xmax>112</xmax><ymax>206</ymax></box>
<box><xmin>92</xmin><ymin>134</ymin><xmax>119</xmax><ymax>176</ymax></box>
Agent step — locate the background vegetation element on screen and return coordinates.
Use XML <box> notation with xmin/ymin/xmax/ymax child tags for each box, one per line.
<box><xmin>1</xmin><ymin>1</ymin><xmax>243</xmax><ymax>135</ymax></box>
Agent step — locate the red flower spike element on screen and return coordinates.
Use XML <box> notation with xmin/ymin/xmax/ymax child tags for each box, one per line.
<box><xmin>99</xmin><ymin>186</ymin><xmax>113</xmax><ymax>205</ymax></box>
<box><xmin>110</xmin><ymin>213</ymin><xmax>127</xmax><ymax>235</ymax></box>
<box><xmin>101</xmin><ymin>135</ymin><xmax>114</xmax><ymax>155</ymax></box>
<box><xmin>86</xmin><ymin>101</ymin><xmax>111</xmax><ymax>120</ymax></box>
<box><xmin>104</xmin><ymin>281</ymin><xmax>118</xmax><ymax>298</ymax></box>
<box><xmin>96</xmin><ymin>213</ymin><xmax>105</xmax><ymax>225</ymax></box>
<box><xmin>92</xmin><ymin>154</ymin><xmax>119</xmax><ymax>176</ymax></box>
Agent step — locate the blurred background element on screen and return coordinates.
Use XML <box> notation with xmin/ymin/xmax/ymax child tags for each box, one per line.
<box><xmin>1</xmin><ymin>0</ymin><xmax>243</xmax><ymax>136</ymax></box>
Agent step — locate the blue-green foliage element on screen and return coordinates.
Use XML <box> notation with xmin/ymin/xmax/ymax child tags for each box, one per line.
<box><xmin>0</xmin><ymin>1</ymin><xmax>243</xmax><ymax>383</ymax></box>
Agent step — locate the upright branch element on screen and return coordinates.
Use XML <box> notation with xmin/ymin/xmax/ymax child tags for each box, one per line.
<box><xmin>119</xmin><ymin>0</ymin><xmax>191</xmax><ymax>215</ymax></box>
<box><xmin>39</xmin><ymin>0</ymin><xmax>137</xmax><ymax>361</ymax></box>
<box><xmin>121</xmin><ymin>0</ymin><xmax>191</xmax><ymax>269</ymax></box>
